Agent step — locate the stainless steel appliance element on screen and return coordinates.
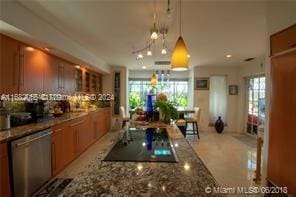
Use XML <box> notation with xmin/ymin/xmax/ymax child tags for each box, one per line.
<box><xmin>10</xmin><ymin>128</ymin><xmax>52</xmax><ymax>197</ymax></box>
<box><xmin>0</xmin><ymin>102</ymin><xmax>10</xmax><ymax>131</ymax></box>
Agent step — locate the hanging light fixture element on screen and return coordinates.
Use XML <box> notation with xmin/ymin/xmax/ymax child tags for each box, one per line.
<box><xmin>171</xmin><ymin>0</ymin><xmax>189</xmax><ymax>71</ymax></box>
<box><xmin>151</xmin><ymin>73</ymin><xmax>157</xmax><ymax>86</ymax></box>
<box><xmin>161</xmin><ymin>34</ymin><xmax>167</xmax><ymax>55</ymax></box>
<box><xmin>150</xmin><ymin>0</ymin><xmax>158</xmax><ymax>40</ymax></box>
<box><xmin>147</xmin><ymin>45</ymin><xmax>152</xmax><ymax>56</ymax></box>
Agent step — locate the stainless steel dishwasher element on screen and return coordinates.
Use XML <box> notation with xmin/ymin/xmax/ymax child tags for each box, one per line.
<box><xmin>10</xmin><ymin>128</ymin><xmax>52</xmax><ymax>197</ymax></box>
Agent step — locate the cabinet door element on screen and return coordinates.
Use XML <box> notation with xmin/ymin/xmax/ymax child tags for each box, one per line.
<box><xmin>0</xmin><ymin>143</ymin><xmax>11</xmax><ymax>197</ymax></box>
<box><xmin>19</xmin><ymin>44</ymin><xmax>44</xmax><ymax>94</ymax></box>
<box><xmin>43</xmin><ymin>54</ymin><xmax>59</xmax><ymax>94</ymax></box>
<box><xmin>77</xmin><ymin>116</ymin><xmax>92</xmax><ymax>151</ymax></box>
<box><xmin>268</xmin><ymin>50</ymin><xmax>296</xmax><ymax>195</ymax></box>
<box><xmin>0</xmin><ymin>34</ymin><xmax>19</xmax><ymax>94</ymax></box>
<box><xmin>62</xmin><ymin>122</ymin><xmax>76</xmax><ymax>165</ymax></box>
<box><xmin>63</xmin><ymin>62</ymin><xmax>75</xmax><ymax>94</ymax></box>
<box><xmin>270</xmin><ymin>24</ymin><xmax>296</xmax><ymax>55</ymax></box>
<box><xmin>51</xmin><ymin>130</ymin><xmax>64</xmax><ymax>176</ymax></box>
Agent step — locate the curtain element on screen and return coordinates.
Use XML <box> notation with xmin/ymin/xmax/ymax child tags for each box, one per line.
<box><xmin>209</xmin><ymin>76</ymin><xmax>227</xmax><ymax>124</ymax></box>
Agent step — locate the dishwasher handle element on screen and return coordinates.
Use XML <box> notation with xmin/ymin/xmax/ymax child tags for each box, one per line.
<box><xmin>15</xmin><ymin>132</ymin><xmax>52</xmax><ymax>147</ymax></box>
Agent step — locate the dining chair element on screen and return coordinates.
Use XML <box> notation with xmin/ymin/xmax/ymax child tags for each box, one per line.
<box><xmin>185</xmin><ymin>107</ymin><xmax>200</xmax><ymax>139</ymax></box>
<box><xmin>120</xmin><ymin>106</ymin><xmax>130</xmax><ymax>128</ymax></box>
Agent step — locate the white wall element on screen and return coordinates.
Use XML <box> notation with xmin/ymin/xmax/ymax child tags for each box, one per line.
<box><xmin>194</xmin><ymin>66</ymin><xmax>241</xmax><ymax>132</ymax></box>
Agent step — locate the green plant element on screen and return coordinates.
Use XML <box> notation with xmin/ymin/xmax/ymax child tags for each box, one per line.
<box><xmin>129</xmin><ymin>92</ymin><xmax>141</xmax><ymax>109</ymax></box>
<box><xmin>173</xmin><ymin>92</ymin><xmax>188</xmax><ymax>108</ymax></box>
<box><xmin>155</xmin><ymin>100</ymin><xmax>179</xmax><ymax>123</ymax></box>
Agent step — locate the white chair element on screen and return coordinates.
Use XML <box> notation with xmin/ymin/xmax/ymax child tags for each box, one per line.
<box><xmin>120</xmin><ymin>106</ymin><xmax>130</xmax><ymax>128</ymax></box>
<box><xmin>185</xmin><ymin>107</ymin><xmax>200</xmax><ymax>138</ymax></box>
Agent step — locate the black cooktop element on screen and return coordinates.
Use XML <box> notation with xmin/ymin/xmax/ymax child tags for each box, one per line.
<box><xmin>103</xmin><ymin>128</ymin><xmax>177</xmax><ymax>162</ymax></box>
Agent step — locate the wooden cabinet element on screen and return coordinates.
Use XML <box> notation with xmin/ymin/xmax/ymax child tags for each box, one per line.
<box><xmin>270</xmin><ymin>24</ymin><xmax>296</xmax><ymax>56</ymax></box>
<box><xmin>62</xmin><ymin>61</ymin><xmax>75</xmax><ymax>94</ymax></box>
<box><xmin>19</xmin><ymin>44</ymin><xmax>45</xmax><ymax>94</ymax></box>
<box><xmin>51</xmin><ymin>126</ymin><xmax>64</xmax><ymax>176</ymax></box>
<box><xmin>268</xmin><ymin>50</ymin><xmax>296</xmax><ymax>196</ymax></box>
<box><xmin>84</xmin><ymin>70</ymin><xmax>90</xmax><ymax>92</ymax></box>
<box><xmin>75</xmin><ymin>68</ymin><xmax>83</xmax><ymax>92</ymax></box>
<box><xmin>0</xmin><ymin>143</ymin><xmax>11</xmax><ymax>197</ymax></box>
<box><xmin>62</xmin><ymin>122</ymin><xmax>76</xmax><ymax>165</ymax></box>
<box><xmin>0</xmin><ymin>34</ymin><xmax>20</xmax><ymax>94</ymax></box>
<box><xmin>50</xmin><ymin>108</ymin><xmax>111</xmax><ymax>176</ymax></box>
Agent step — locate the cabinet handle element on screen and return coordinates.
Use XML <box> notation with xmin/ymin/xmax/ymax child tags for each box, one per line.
<box><xmin>75</xmin><ymin>130</ymin><xmax>79</xmax><ymax>153</ymax></box>
<box><xmin>20</xmin><ymin>54</ymin><xmax>25</xmax><ymax>86</ymax></box>
<box><xmin>62</xmin><ymin>66</ymin><xmax>65</xmax><ymax>89</ymax></box>
<box><xmin>52</xmin><ymin>142</ymin><xmax>56</xmax><ymax>171</ymax></box>
<box><xmin>13</xmin><ymin>52</ymin><xmax>18</xmax><ymax>86</ymax></box>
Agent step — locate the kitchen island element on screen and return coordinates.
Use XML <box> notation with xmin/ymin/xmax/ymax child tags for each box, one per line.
<box><xmin>62</xmin><ymin>122</ymin><xmax>222</xmax><ymax>196</ymax></box>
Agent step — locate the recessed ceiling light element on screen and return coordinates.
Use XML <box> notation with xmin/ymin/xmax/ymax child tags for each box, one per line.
<box><xmin>75</xmin><ymin>65</ymin><xmax>81</xmax><ymax>69</ymax></box>
<box><xmin>44</xmin><ymin>47</ymin><xmax>50</xmax><ymax>52</ymax></box>
<box><xmin>142</xmin><ymin>66</ymin><xmax>146</xmax><ymax>69</ymax></box>
<box><xmin>25</xmin><ymin>46</ymin><xmax>34</xmax><ymax>51</ymax></box>
<box><xmin>226</xmin><ymin>54</ymin><xmax>232</xmax><ymax>58</ymax></box>
<box><xmin>187</xmin><ymin>54</ymin><xmax>190</xmax><ymax>58</ymax></box>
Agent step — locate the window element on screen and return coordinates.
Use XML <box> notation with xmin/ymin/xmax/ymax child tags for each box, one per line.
<box><xmin>246</xmin><ymin>76</ymin><xmax>265</xmax><ymax>135</ymax></box>
<box><xmin>209</xmin><ymin>76</ymin><xmax>227</xmax><ymax>124</ymax></box>
<box><xmin>128</xmin><ymin>79</ymin><xmax>189</xmax><ymax>109</ymax></box>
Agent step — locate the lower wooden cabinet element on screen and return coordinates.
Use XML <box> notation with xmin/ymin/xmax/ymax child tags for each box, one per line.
<box><xmin>0</xmin><ymin>143</ymin><xmax>11</xmax><ymax>197</ymax></box>
<box><xmin>51</xmin><ymin>128</ymin><xmax>64</xmax><ymax>176</ymax></box>
<box><xmin>50</xmin><ymin>108</ymin><xmax>111</xmax><ymax>177</ymax></box>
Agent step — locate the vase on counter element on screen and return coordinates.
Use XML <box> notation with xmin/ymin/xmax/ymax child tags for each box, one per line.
<box><xmin>146</xmin><ymin>94</ymin><xmax>153</xmax><ymax>121</ymax></box>
<box><xmin>215</xmin><ymin>116</ymin><xmax>224</xmax><ymax>133</ymax></box>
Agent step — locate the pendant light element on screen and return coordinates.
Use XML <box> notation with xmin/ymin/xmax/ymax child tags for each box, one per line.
<box><xmin>171</xmin><ymin>0</ymin><xmax>189</xmax><ymax>71</ymax></box>
<box><xmin>150</xmin><ymin>0</ymin><xmax>158</xmax><ymax>40</ymax></box>
<box><xmin>151</xmin><ymin>73</ymin><xmax>157</xmax><ymax>86</ymax></box>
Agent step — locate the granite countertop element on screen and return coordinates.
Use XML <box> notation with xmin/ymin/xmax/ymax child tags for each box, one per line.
<box><xmin>62</xmin><ymin>122</ymin><xmax>223</xmax><ymax>196</ymax></box>
<box><xmin>0</xmin><ymin>108</ymin><xmax>109</xmax><ymax>143</ymax></box>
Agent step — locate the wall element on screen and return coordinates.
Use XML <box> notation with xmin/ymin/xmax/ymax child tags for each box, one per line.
<box><xmin>194</xmin><ymin>66</ymin><xmax>241</xmax><ymax>132</ymax></box>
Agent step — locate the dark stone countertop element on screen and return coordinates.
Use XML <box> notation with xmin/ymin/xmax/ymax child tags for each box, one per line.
<box><xmin>62</xmin><ymin>122</ymin><xmax>223</xmax><ymax>196</ymax></box>
<box><xmin>0</xmin><ymin>108</ymin><xmax>109</xmax><ymax>143</ymax></box>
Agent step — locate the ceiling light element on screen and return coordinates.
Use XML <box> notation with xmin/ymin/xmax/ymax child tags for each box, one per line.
<box><xmin>25</xmin><ymin>46</ymin><xmax>34</xmax><ymax>51</ymax></box>
<box><xmin>187</xmin><ymin>54</ymin><xmax>190</xmax><ymax>58</ymax></box>
<box><xmin>75</xmin><ymin>65</ymin><xmax>81</xmax><ymax>69</ymax></box>
<box><xmin>150</xmin><ymin>30</ymin><xmax>158</xmax><ymax>40</ymax></box>
<box><xmin>136</xmin><ymin>53</ymin><xmax>144</xmax><ymax>60</ymax></box>
<box><xmin>171</xmin><ymin>0</ymin><xmax>189</xmax><ymax>71</ymax></box>
<box><xmin>226</xmin><ymin>54</ymin><xmax>232</xmax><ymax>58</ymax></box>
<box><xmin>142</xmin><ymin>66</ymin><xmax>146</xmax><ymax>69</ymax></box>
<box><xmin>44</xmin><ymin>47</ymin><xmax>50</xmax><ymax>52</ymax></box>
<box><xmin>161</xmin><ymin>48</ymin><xmax>167</xmax><ymax>55</ymax></box>
<box><xmin>147</xmin><ymin>49</ymin><xmax>152</xmax><ymax>56</ymax></box>
<box><xmin>171</xmin><ymin>36</ymin><xmax>189</xmax><ymax>71</ymax></box>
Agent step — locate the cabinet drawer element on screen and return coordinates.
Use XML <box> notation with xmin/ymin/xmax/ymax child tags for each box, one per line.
<box><xmin>270</xmin><ymin>24</ymin><xmax>296</xmax><ymax>55</ymax></box>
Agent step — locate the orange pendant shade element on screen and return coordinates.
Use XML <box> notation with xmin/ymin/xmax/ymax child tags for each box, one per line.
<box><xmin>171</xmin><ymin>36</ymin><xmax>189</xmax><ymax>71</ymax></box>
<box><xmin>151</xmin><ymin>73</ymin><xmax>157</xmax><ymax>86</ymax></box>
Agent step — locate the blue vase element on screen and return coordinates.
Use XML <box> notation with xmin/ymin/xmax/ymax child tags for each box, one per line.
<box><xmin>146</xmin><ymin>94</ymin><xmax>153</xmax><ymax>120</ymax></box>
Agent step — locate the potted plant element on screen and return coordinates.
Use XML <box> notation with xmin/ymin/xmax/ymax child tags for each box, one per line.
<box><xmin>155</xmin><ymin>100</ymin><xmax>178</xmax><ymax>123</ymax></box>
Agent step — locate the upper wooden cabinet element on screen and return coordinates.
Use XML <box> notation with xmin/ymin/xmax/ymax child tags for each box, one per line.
<box><xmin>0</xmin><ymin>34</ymin><xmax>20</xmax><ymax>94</ymax></box>
<box><xmin>19</xmin><ymin>44</ymin><xmax>45</xmax><ymax>94</ymax></box>
<box><xmin>1</xmin><ymin>34</ymin><xmax>103</xmax><ymax>94</ymax></box>
<box><xmin>270</xmin><ymin>24</ymin><xmax>296</xmax><ymax>56</ymax></box>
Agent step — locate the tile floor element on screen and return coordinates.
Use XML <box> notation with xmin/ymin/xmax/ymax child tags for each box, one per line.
<box><xmin>56</xmin><ymin>130</ymin><xmax>261</xmax><ymax>194</ymax></box>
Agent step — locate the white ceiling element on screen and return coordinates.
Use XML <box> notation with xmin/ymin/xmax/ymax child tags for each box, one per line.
<box><xmin>17</xmin><ymin>0</ymin><xmax>267</xmax><ymax>70</ymax></box>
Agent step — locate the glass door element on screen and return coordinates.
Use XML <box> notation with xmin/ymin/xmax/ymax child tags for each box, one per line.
<box><xmin>246</xmin><ymin>76</ymin><xmax>266</xmax><ymax>135</ymax></box>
